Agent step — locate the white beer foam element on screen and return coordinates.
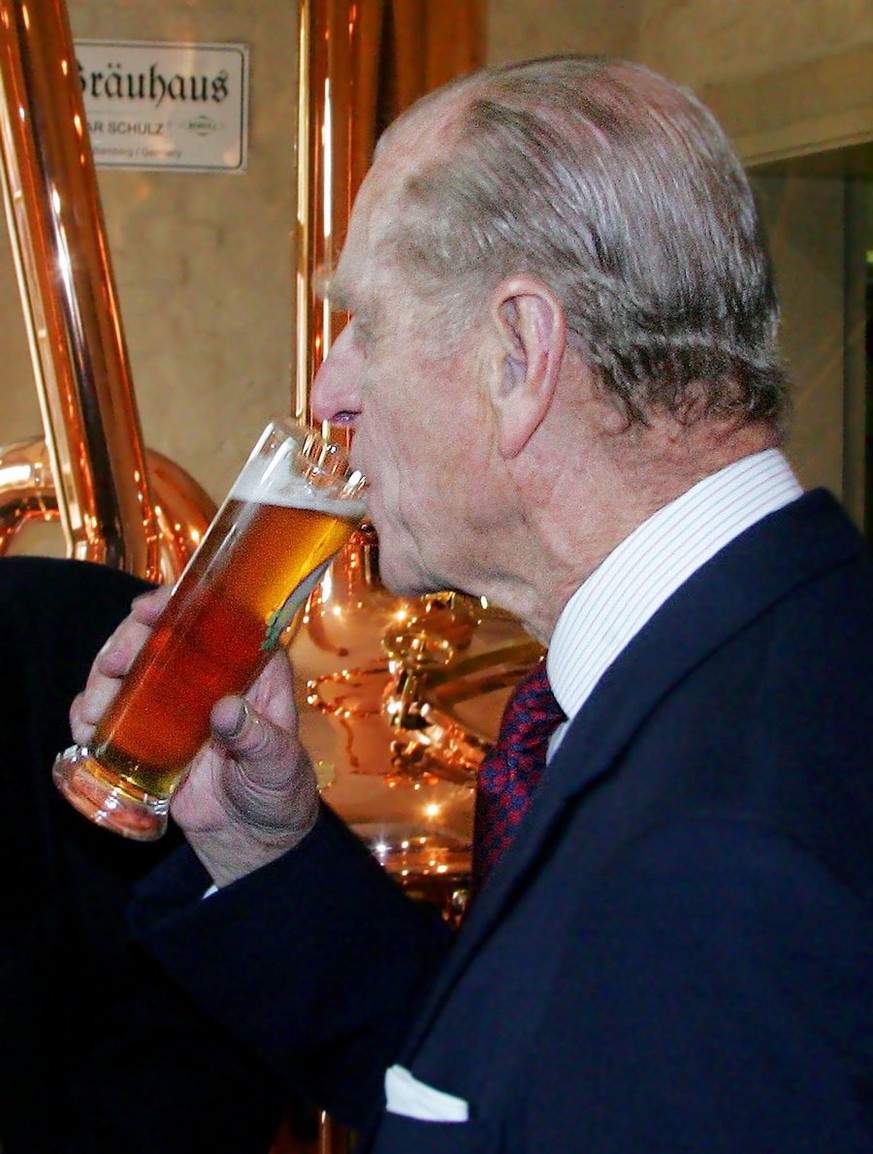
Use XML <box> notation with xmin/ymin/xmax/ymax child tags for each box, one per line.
<box><xmin>232</xmin><ymin>455</ymin><xmax>365</xmax><ymax>516</ymax></box>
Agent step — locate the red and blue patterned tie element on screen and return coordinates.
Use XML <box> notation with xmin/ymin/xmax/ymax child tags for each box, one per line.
<box><xmin>472</xmin><ymin>659</ymin><xmax>566</xmax><ymax>889</ymax></box>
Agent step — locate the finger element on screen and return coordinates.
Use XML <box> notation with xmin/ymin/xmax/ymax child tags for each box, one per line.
<box><xmin>245</xmin><ymin>649</ymin><xmax>299</xmax><ymax>723</ymax></box>
<box><xmin>69</xmin><ymin>690</ymin><xmax>94</xmax><ymax>745</ymax></box>
<box><xmin>71</xmin><ymin>665</ymin><xmax>121</xmax><ymax>742</ymax></box>
<box><xmin>210</xmin><ymin>697</ymin><xmax>274</xmax><ymax>762</ymax></box>
<box><xmin>208</xmin><ymin>695</ymin><xmax>319</xmax><ymax>845</ymax></box>
<box><xmin>91</xmin><ymin>587</ymin><xmax>169</xmax><ymax>680</ymax></box>
<box><xmin>71</xmin><ymin>671</ymin><xmax>120</xmax><ymax>738</ymax></box>
<box><xmin>130</xmin><ymin>585</ymin><xmax>171</xmax><ymax>623</ymax></box>
<box><xmin>71</xmin><ymin>587</ymin><xmax>172</xmax><ymax>742</ymax></box>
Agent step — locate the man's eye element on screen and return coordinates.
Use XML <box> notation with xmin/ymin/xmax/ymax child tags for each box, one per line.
<box><xmin>314</xmin><ymin>265</ymin><xmax>351</xmax><ymax>310</ymax></box>
<box><xmin>353</xmin><ymin>317</ymin><xmax>375</xmax><ymax>349</ymax></box>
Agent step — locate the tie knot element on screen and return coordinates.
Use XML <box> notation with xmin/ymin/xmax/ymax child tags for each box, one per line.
<box><xmin>501</xmin><ymin>660</ymin><xmax>565</xmax><ymax>738</ymax></box>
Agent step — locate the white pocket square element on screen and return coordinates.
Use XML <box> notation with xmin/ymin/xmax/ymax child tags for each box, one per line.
<box><xmin>384</xmin><ymin>1064</ymin><xmax>469</xmax><ymax>1122</ymax></box>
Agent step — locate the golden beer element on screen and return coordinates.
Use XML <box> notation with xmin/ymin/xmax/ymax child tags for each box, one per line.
<box><xmin>53</xmin><ymin>420</ymin><xmax>366</xmax><ymax>839</ymax></box>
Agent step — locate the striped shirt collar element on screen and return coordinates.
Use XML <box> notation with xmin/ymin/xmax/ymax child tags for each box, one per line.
<box><xmin>547</xmin><ymin>448</ymin><xmax>803</xmax><ymax>728</ymax></box>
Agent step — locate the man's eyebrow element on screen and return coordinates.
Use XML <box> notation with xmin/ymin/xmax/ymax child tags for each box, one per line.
<box><xmin>313</xmin><ymin>265</ymin><xmax>353</xmax><ymax>313</ymax></box>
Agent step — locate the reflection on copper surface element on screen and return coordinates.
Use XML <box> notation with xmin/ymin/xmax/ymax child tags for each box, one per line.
<box><xmin>297</xmin><ymin>523</ymin><xmax>543</xmax><ymax>880</ymax></box>
<box><xmin>0</xmin><ymin>435</ymin><xmax>216</xmax><ymax>579</ymax></box>
<box><xmin>0</xmin><ymin>436</ymin><xmax>55</xmax><ymax>552</ymax></box>
<box><xmin>295</xmin><ymin>0</ymin><xmax>365</xmax><ymax>431</ymax></box>
<box><xmin>0</xmin><ymin>0</ymin><xmax>215</xmax><ymax>577</ymax></box>
<box><xmin>139</xmin><ymin>450</ymin><xmax>217</xmax><ymax>582</ymax></box>
<box><xmin>298</xmin><ymin>591</ymin><xmax>541</xmax><ymax>933</ymax></box>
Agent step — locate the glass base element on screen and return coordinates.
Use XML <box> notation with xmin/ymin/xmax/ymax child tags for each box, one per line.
<box><xmin>52</xmin><ymin>744</ymin><xmax>169</xmax><ymax>841</ymax></box>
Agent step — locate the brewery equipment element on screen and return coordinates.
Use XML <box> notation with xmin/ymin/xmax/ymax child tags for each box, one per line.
<box><xmin>0</xmin><ymin>0</ymin><xmax>216</xmax><ymax>577</ymax></box>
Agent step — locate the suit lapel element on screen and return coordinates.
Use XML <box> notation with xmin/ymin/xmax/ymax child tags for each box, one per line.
<box><xmin>403</xmin><ymin>490</ymin><xmax>867</xmax><ymax>1058</ymax></box>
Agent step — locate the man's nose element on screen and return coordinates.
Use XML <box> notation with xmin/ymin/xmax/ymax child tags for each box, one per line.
<box><xmin>309</xmin><ymin>324</ymin><xmax>363</xmax><ymax>427</ymax></box>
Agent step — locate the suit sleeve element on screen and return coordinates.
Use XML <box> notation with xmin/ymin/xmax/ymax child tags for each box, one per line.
<box><xmin>129</xmin><ymin>801</ymin><xmax>455</xmax><ymax>1131</ymax></box>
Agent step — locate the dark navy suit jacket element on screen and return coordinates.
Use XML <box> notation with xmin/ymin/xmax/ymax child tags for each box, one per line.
<box><xmin>0</xmin><ymin>556</ymin><xmax>286</xmax><ymax>1154</ymax></box>
<box><xmin>132</xmin><ymin>490</ymin><xmax>873</xmax><ymax>1153</ymax></box>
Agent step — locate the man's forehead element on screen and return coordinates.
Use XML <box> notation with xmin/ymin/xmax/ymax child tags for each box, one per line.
<box><xmin>327</xmin><ymin>166</ymin><xmax>400</xmax><ymax>308</ymax></box>
<box><xmin>328</xmin><ymin>208</ymin><xmax>378</xmax><ymax>311</ymax></box>
<box><xmin>325</xmin><ymin>89</ymin><xmax>464</xmax><ymax>311</ymax></box>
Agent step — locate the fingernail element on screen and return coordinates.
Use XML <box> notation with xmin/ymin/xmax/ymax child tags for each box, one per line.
<box><xmin>228</xmin><ymin>700</ymin><xmax>249</xmax><ymax>738</ymax></box>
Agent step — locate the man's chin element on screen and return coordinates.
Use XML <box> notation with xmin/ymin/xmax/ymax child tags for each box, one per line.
<box><xmin>375</xmin><ymin>550</ymin><xmax>440</xmax><ymax>600</ymax></box>
<box><xmin>380</xmin><ymin>571</ymin><xmax>437</xmax><ymax>599</ymax></box>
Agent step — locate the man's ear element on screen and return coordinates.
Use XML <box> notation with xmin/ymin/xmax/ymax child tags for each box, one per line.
<box><xmin>488</xmin><ymin>276</ymin><xmax>566</xmax><ymax>458</ymax></box>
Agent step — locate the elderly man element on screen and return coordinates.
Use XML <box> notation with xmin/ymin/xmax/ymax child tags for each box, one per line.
<box><xmin>72</xmin><ymin>56</ymin><xmax>873</xmax><ymax>1152</ymax></box>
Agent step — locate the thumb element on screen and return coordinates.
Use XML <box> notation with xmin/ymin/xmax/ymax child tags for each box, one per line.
<box><xmin>211</xmin><ymin>697</ymin><xmax>275</xmax><ymax>763</ymax></box>
<box><xmin>187</xmin><ymin>695</ymin><xmax>318</xmax><ymax>877</ymax></box>
<box><xmin>208</xmin><ymin>695</ymin><xmax>318</xmax><ymax>838</ymax></box>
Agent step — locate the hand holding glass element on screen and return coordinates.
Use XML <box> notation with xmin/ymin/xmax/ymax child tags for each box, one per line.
<box><xmin>53</xmin><ymin>419</ymin><xmax>366</xmax><ymax>840</ymax></box>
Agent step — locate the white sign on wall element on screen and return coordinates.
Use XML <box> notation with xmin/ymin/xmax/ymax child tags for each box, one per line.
<box><xmin>75</xmin><ymin>39</ymin><xmax>249</xmax><ymax>173</ymax></box>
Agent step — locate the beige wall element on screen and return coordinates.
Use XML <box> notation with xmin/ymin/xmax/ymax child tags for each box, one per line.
<box><xmin>754</xmin><ymin>175</ymin><xmax>848</xmax><ymax>497</ymax></box>
<box><xmin>488</xmin><ymin>0</ymin><xmax>873</xmax><ymax>159</ymax></box>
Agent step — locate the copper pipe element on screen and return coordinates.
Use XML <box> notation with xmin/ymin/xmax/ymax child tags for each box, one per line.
<box><xmin>0</xmin><ymin>0</ymin><xmax>163</xmax><ymax>577</ymax></box>
<box><xmin>0</xmin><ymin>436</ymin><xmax>215</xmax><ymax>580</ymax></box>
<box><xmin>0</xmin><ymin>436</ymin><xmax>56</xmax><ymax>551</ymax></box>
<box><xmin>294</xmin><ymin>0</ymin><xmax>483</xmax><ymax>429</ymax></box>
<box><xmin>295</xmin><ymin>0</ymin><xmax>386</xmax><ymax>437</ymax></box>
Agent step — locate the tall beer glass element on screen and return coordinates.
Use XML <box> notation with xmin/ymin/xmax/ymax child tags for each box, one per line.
<box><xmin>53</xmin><ymin>419</ymin><xmax>366</xmax><ymax>840</ymax></box>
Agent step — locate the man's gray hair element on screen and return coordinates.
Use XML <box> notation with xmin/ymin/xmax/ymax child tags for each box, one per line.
<box><xmin>382</xmin><ymin>55</ymin><xmax>788</xmax><ymax>431</ymax></box>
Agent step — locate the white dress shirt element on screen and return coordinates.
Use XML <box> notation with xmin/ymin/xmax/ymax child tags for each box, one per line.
<box><xmin>547</xmin><ymin>448</ymin><xmax>803</xmax><ymax>750</ymax></box>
